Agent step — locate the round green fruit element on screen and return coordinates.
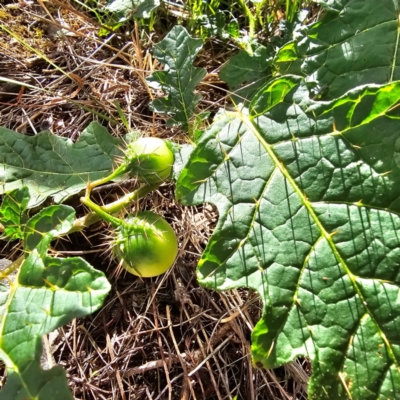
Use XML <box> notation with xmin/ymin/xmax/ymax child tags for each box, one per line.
<box><xmin>113</xmin><ymin>211</ymin><xmax>178</xmax><ymax>278</ymax></box>
<box><xmin>124</xmin><ymin>137</ymin><xmax>173</xmax><ymax>184</ymax></box>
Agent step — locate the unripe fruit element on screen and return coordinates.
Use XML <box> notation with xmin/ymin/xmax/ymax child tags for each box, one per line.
<box><xmin>112</xmin><ymin>211</ymin><xmax>178</xmax><ymax>278</ymax></box>
<box><xmin>125</xmin><ymin>137</ymin><xmax>173</xmax><ymax>184</ymax></box>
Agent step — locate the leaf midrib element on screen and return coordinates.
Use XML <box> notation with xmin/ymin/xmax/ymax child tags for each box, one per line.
<box><xmin>237</xmin><ymin>110</ymin><xmax>400</xmax><ymax>374</ymax></box>
<box><xmin>0</xmin><ymin>164</ymin><xmax>113</xmax><ymax>178</ymax></box>
<box><xmin>390</xmin><ymin>7</ymin><xmax>400</xmax><ymax>81</ymax></box>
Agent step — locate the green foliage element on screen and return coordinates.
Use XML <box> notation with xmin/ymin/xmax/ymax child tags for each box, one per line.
<box><xmin>176</xmin><ymin>0</ymin><xmax>400</xmax><ymax>398</ymax></box>
<box><xmin>220</xmin><ymin>45</ymin><xmax>272</xmax><ymax>102</ymax></box>
<box><xmin>288</xmin><ymin>0</ymin><xmax>400</xmax><ymax>99</ymax></box>
<box><xmin>220</xmin><ymin>10</ymin><xmax>308</xmax><ymax>103</ymax></box>
<box><xmin>2</xmin><ymin>0</ymin><xmax>400</xmax><ymax>399</ymax></box>
<box><xmin>73</xmin><ymin>0</ymin><xmax>159</xmax><ymax>33</ymax></box>
<box><xmin>177</xmin><ymin>75</ymin><xmax>400</xmax><ymax>399</ymax></box>
<box><xmin>146</xmin><ymin>25</ymin><xmax>207</xmax><ymax>131</ymax></box>
<box><xmin>0</xmin><ymin>193</ymin><xmax>111</xmax><ymax>399</ymax></box>
<box><xmin>169</xmin><ymin>142</ymin><xmax>194</xmax><ymax>181</ymax></box>
<box><xmin>0</xmin><ymin>187</ymin><xmax>29</xmax><ymax>240</ymax></box>
<box><xmin>0</xmin><ymin>122</ymin><xmax>122</xmax><ymax>208</ymax></box>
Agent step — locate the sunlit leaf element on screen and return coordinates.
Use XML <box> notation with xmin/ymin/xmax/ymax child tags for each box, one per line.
<box><xmin>0</xmin><ymin>204</ymin><xmax>111</xmax><ymax>399</ymax></box>
<box><xmin>0</xmin><ymin>187</ymin><xmax>30</xmax><ymax>240</ymax></box>
<box><xmin>176</xmin><ymin>76</ymin><xmax>400</xmax><ymax>399</ymax></box>
<box><xmin>146</xmin><ymin>26</ymin><xmax>207</xmax><ymax>130</ymax></box>
<box><xmin>290</xmin><ymin>0</ymin><xmax>400</xmax><ymax>99</ymax></box>
<box><xmin>0</xmin><ymin>122</ymin><xmax>122</xmax><ymax>208</ymax></box>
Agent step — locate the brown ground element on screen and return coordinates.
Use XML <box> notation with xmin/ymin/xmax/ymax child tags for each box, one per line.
<box><xmin>0</xmin><ymin>1</ymin><xmax>309</xmax><ymax>399</ymax></box>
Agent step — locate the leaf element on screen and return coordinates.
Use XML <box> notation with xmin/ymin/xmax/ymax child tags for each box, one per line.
<box><xmin>196</xmin><ymin>11</ymin><xmax>227</xmax><ymax>39</ymax></box>
<box><xmin>0</xmin><ymin>204</ymin><xmax>111</xmax><ymax>399</ymax></box>
<box><xmin>103</xmin><ymin>0</ymin><xmax>160</xmax><ymax>22</ymax></box>
<box><xmin>146</xmin><ymin>26</ymin><xmax>207</xmax><ymax>130</ymax></box>
<box><xmin>0</xmin><ymin>187</ymin><xmax>30</xmax><ymax>240</ymax></box>
<box><xmin>292</xmin><ymin>0</ymin><xmax>400</xmax><ymax>99</ymax></box>
<box><xmin>0</xmin><ymin>122</ymin><xmax>122</xmax><ymax>208</ymax></box>
<box><xmin>220</xmin><ymin>45</ymin><xmax>272</xmax><ymax>102</ymax></box>
<box><xmin>221</xmin><ymin>8</ymin><xmax>307</xmax><ymax>104</ymax></box>
<box><xmin>274</xmin><ymin>41</ymin><xmax>303</xmax><ymax>77</ymax></box>
<box><xmin>176</xmin><ymin>76</ymin><xmax>400</xmax><ymax>399</ymax></box>
<box><xmin>168</xmin><ymin>141</ymin><xmax>194</xmax><ymax>181</ymax></box>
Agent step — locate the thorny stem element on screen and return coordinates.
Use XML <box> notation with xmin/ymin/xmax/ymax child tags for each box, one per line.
<box><xmin>0</xmin><ymin>183</ymin><xmax>161</xmax><ymax>277</ymax></box>
<box><xmin>69</xmin><ymin>182</ymin><xmax>160</xmax><ymax>234</ymax></box>
<box><xmin>85</xmin><ymin>164</ymin><xmax>128</xmax><ymax>198</ymax></box>
<box><xmin>80</xmin><ymin>197</ymin><xmax>123</xmax><ymax>228</ymax></box>
<box><xmin>237</xmin><ymin>0</ymin><xmax>256</xmax><ymax>38</ymax></box>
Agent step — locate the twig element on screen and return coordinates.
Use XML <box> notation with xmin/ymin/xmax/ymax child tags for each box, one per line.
<box><xmin>151</xmin><ymin>284</ymin><xmax>172</xmax><ymax>400</ymax></box>
<box><xmin>166</xmin><ymin>305</ymin><xmax>192</xmax><ymax>400</ymax></box>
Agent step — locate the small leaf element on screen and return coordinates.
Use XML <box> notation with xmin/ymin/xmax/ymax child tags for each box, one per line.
<box><xmin>0</xmin><ymin>203</ymin><xmax>111</xmax><ymax>399</ymax></box>
<box><xmin>146</xmin><ymin>26</ymin><xmax>207</xmax><ymax>130</ymax></box>
<box><xmin>220</xmin><ymin>45</ymin><xmax>272</xmax><ymax>102</ymax></box>
<box><xmin>176</xmin><ymin>77</ymin><xmax>400</xmax><ymax>398</ymax></box>
<box><xmin>103</xmin><ymin>0</ymin><xmax>160</xmax><ymax>23</ymax></box>
<box><xmin>0</xmin><ymin>187</ymin><xmax>30</xmax><ymax>240</ymax></box>
<box><xmin>0</xmin><ymin>122</ymin><xmax>122</xmax><ymax>208</ymax></box>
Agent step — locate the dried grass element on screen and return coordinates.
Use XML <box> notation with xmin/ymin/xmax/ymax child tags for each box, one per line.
<box><xmin>0</xmin><ymin>1</ymin><xmax>309</xmax><ymax>399</ymax></box>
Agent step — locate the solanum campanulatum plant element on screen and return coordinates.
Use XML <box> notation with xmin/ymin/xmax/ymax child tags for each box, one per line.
<box><xmin>81</xmin><ymin>136</ymin><xmax>178</xmax><ymax>278</ymax></box>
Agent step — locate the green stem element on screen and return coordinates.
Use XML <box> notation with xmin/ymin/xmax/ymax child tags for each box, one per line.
<box><xmin>69</xmin><ymin>182</ymin><xmax>160</xmax><ymax>234</ymax></box>
<box><xmin>86</xmin><ymin>164</ymin><xmax>128</xmax><ymax>197</ymax></box>
<box><xmin>237</xmin><ymin>0</ymin><xmax>256</xmax><ymax>38</ymax></box>
<box><xmin>80</xmin><ymin>197</ymin><xmax>123</xmax><ymax>228</ymax></box>
<box><xmin>0</xmin><ymin>183</ymin><xmax>161</xmax><ymax>279</ymax></box>
<box><xmin>102</xmin><ymin>182</ymin><xmax>160</xmax><ymax>214</ymax></box>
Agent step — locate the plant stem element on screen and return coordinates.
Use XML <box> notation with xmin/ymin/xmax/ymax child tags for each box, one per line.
<box><xmin>0</xmin><ymin>256</ymin><xmax>24</xmax><ymax>279</ymax></box>
<box><xmin>69</xmin><ymin>182</ymin><xmax>160</xmax><ymax>234</ymax></box>
<box><xmin>80</xmin><ymin>197</ymin><xmax>123</xmax><ymax>228</ymax></box>
<box><xmin>86</xmin><ymin>164</ymin><xmax>128</xmax><ymax>197</ymax></box>
<box><xmin>102</xmin><ymin>182</ymin><xmax>160</xmax><ymax>214</ymax></box>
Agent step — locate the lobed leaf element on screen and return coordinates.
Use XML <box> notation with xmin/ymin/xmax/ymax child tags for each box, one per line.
<box><xmin>169</xmin><ymin>142</ymin><xmax>194</xmax><ymax>181</ymax></box>
<box><xmin>146</xmin><ymin>25</ymin><xmax>207</xmax><ymax>130</ymax></box>
<box><xmin>220</xmin><ymin>45</ymin><xmax>272</xmax><ymax>102</ymax></box>
<box><xmin>289</xmin><ymin>0</ymin><xmax>400</xmax><ymax>99</ymax></box>
<box><xmin>0</xmin><ymin>122</ymin><xmax>122</xmax><ymax>208</ymax></box>
<box><xmin>176</xmin><ymin>76</ymin><xmax>400</xmax><ymax>399</ymax></box>
<box><xmin>0</xmin><ymin>204</ymin><xmax>111</xmax><ymax>399</ymax></box>
<box><xmin>103</xmin><ymin>0</ymin><xmax>160</xmax><ymax>22</ymax></box>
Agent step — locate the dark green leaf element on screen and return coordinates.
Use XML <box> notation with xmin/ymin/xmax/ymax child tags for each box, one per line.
<box><xmin>146</xmin><ymin>26</ymin><xmax>207</xmax><ymax>130</ymax></box>
<box><xmin>295</xmin><ymin>0</ymin><xmax>400</xmax><ymax>99</ymax></box>
<box><xmin>0</xmin><ymin>122</ymin><xmax>122</xmax><ymax>208</ymax></box>
<box><xmin>176</xmin><ymin>77</ymin><xmax>400</xmax><ymax>399</ymax></box>
<box><xmin>220</xmin><ymin>45</ymin><xmax>272</xmax><ymax>102</ymax></box>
